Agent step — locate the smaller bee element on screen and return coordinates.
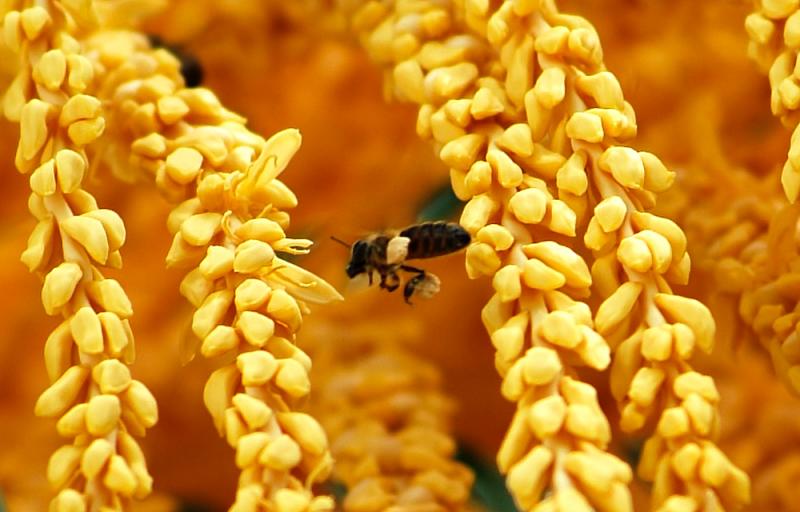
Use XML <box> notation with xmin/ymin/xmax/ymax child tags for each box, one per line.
<box><xmin>148</xmin><ymin>35</ymin><xmax>204</xmax><ymax>87</ymax></box>
<box><xmin>333</xmin><ymin>221</ymin><xmax>471</xmax><ymax>303</ymax></box>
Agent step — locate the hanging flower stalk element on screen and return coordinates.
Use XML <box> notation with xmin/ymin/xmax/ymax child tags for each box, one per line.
<box><xmin>746</xmin><ymin>1</ymin><xmax>800</xmax><ymax>202</ymax></box>
<box><xmin>310</xmin><ymin>321</ymin><xmax>474</xmax><ymax>511</ymax></box>
<box><xmin>336</xmin><ymin>0</ymin><xmax>751</xmax><ymax>510</ymax></box>
<box><xmin>2</xmin><ymin>2</ymin><xmax>157</xmax><ymax>510</ymax></box>
<box><xmin>736</xmin><ymin>203</ymin><xmax>800</xmax><ymax>395</ymax></box>
<box><xmin>673</xmin><ymin>153</ymin><xmax>800</xmax><ymax>396</ymax></box>
<box><xmin>743</xmin><ymin>1</ymin><xmax>800</xmax><ymax>395</ymax></box>
<box><xmin>81</xmin><ymin>32</ymin><xmax>342</xmax><ymax>511</ymax></box>
<box><xmin>340</xmin><ymin>0</ymin><xmax>630</xmax><ymax>509</ymax></box>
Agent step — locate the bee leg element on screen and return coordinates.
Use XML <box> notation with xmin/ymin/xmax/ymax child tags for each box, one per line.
<box><xmin>383</xmin><ymin>271</ymin><xmax>400</xmax><ymax>292</ymax></box>
<box><xmin>404</xmin><ymin>283</ymin><xmax>415</xmax><ymax>304</ymax></box>
<box><xmin>400</xmin><ymin>264</ymin><xmax>425</xmax><ymax>274</ymax></box>
<box><xmin>404</xmin><ymin>273</ymin><xmax>425</xmax><ymax>304</ymax></box>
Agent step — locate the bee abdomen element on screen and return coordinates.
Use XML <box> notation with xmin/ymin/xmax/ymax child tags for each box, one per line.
<box><xmin>400</xmin><ymin>221</ymin><xmax>471</xmax><ymax>259</ymax></box>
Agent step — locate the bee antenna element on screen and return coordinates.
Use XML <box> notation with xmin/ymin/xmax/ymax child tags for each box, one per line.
<box><xmin>330</xmin><ymin>236</ymin><xmax>351</xmax><ymax>249</ymax></box>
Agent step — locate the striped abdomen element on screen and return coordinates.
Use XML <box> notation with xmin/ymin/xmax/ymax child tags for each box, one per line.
<box><xmin>399</xmin><ymin>221</ymin><xmax>471</xmax><ymax>260</ymax></box>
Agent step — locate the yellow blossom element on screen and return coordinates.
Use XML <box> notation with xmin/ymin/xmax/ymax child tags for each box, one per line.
<box><xmin>3</xmin><ymin>1</ymin><xmax>157</xmax><ymax>509</ymax></box>
<box><xmin>336</xmin><ymin>0</ymin><xmax>750</xmax><ymax>509</ymax></box>
<box><xmin>76</xmin><ymin>31</ymin><xmax>342</xmax><ymax>510</ymax></box>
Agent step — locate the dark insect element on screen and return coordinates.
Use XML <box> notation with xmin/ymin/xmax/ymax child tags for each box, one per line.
<box><xmin>333</xmin><ymin>221</ymin><xmax>471</xmax><ymax>304</ymax></box>
<box><xmin>147</xmin><ymin>35</ymin><xmax>204</xmax><ymax>88</ymax></box>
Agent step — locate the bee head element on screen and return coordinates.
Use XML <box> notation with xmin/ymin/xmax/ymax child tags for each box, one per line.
<box><xmin>346</xmin><ymin>240</ymin><xmax>369</xmax><ymax>278</ymax></box>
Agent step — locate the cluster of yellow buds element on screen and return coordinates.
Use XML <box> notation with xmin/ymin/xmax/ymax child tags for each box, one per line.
<box><xmin>77</xmin><ymin>31</ymin><xmax>342</xmax><ymax>511</ymax></box>
<box><xmin>676</xmin><ymin>159</ymin><xmax>800</xmax><ymax>396</ymax></box>
<box><xmin>166</xmin><ymin>130</ymin><xmax>340</xmax><ymax>512</ymax></box>
<box><xmin>738</xmin><ymin>203</ymin><xmax>800</xmax><ymax>394</ymax></box>
<box><xmin>743</xmin><ymin>0</ymin><xmax>800</xmax><ymax>395</ymax></box>
<box><xmin>6</xmin><ymin>0</ymin><xmax>786</xmax><ymax>510</ymax></box>
<box><xmin>336</xmin><ymin>0</ymin><xmax>751</xmax><ymax>509</ymax></box>
<box><xmin>641</xmin><ymin>78</ymin><xmax>800</xmax><ymax>509</ymax></box>
<box><xmin>312</xmin><ymin>330</ymin><xmax>474</xmax><ymax>512</ymax></box>
<box><xmin>2</xmin><ymin>2</ymin><xmax>157</xmax><ymax>510</ymax></box>
<box><xmin>4</xmin><ymin>0</ymin><xmax>343</xmax><ymax>507</ymax></box>
<box><xmin>746</xmin><ymin>0</ymin><xmax>800</xmax><ymax>202</ymax></box>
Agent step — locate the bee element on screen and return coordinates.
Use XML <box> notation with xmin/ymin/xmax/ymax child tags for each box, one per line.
<box><xmin>148</xmin><ymin>35</ymin><xmax>204</xmax><ymax>87</ymax></box>
<box><xmin>333</xmin><ymin>221</ymin><xmax>471</xmax><ymax>303</ymax></box>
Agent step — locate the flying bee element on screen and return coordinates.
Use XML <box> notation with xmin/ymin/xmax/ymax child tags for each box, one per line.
<box><xmin>333</xmin><ymin>221</ymin><xmax>471</xmax><ymax>303</ymax></box>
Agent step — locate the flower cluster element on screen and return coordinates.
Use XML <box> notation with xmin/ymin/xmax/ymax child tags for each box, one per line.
<box><xmin>660</xmin><ymin>99</ymin><xmax>800</xmax><ymax>398</ymax></box>
<box><xmin>311</xmin><ymin>321</ymin><xmax>474</xmax><ymax>512</ymax></box>
<box><xmin>4</xmin><ymin>2</ymin><xmax>343</xmax><ymax>510</ymax></box>
<box><xmin>5</xmin><ymin>0</ymin><xmax>800</xmax><ymax>511</ymax></box>
<box><xmin>747</xmin><ymin>0</ymin><xmax>800</xmax><ymax>202</ymax></box>
<box><xmin>683</xmin><ymin>169</ymin><xmax>800</xmax><ymax>395</ymax></box>
<box><xmin>336</xmin><ymin>0</ymin><xmax>751</xmax><ymax>509</ymax></box>
<box><xmin>80</xmin><ymin>31</ymin><xmax>342</xmax><ymax>510</ymax></box>
<box><xmin>3</xmin><ymin>2</ymin><xmax>157</xmax><ymax>510</ymax></box>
